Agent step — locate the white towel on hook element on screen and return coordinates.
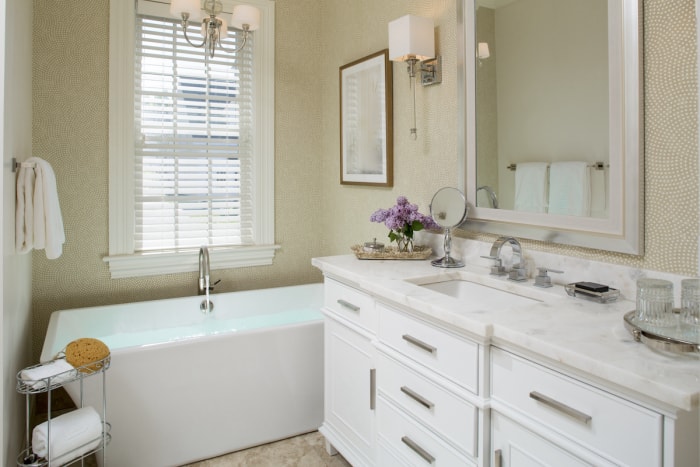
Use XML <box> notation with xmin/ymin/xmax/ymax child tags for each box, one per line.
<box><xmin>15</xmin><ymin>163</ymin><xmax>35</xmax><ymax>253</ymax></box>
<box><xmin>15</xmin><ymin>157</ymin><xmax>65</xmax><ymax>259</ymax></box>
<box><xmin>514</xmin><ymin>162</ymin><xmax>549</xmax><ymax>213</ymax></box>
<box><xmin>548</xmin><ymin>161</ymin><xmax>591</xmax><ymax>216</ymax></box>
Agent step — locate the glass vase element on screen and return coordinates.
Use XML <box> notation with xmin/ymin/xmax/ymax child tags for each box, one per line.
<box><xmin>395</xmin><ymin>234</ymin><xmax>414</xmax><ymax>253</ymax></box>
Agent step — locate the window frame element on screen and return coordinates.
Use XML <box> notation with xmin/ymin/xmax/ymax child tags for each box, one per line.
<box><xmin>105</xmin><ymin>0</ymin><xmax>276</xmax><ymax>279</ymax></box>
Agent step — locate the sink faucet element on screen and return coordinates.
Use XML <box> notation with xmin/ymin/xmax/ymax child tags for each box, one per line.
<box><xmin>484</xmin><ymin>236</ymin><xmax>527</xmax><ymax>281</ymax></box>
<box><xmin>198</xmin><ymin>246</ymin><xmax>213</xmax><ymax>313</ymax></box>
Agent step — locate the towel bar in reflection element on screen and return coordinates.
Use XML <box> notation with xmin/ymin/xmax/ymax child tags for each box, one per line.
<box><xmin>506</xmin><ymin>162</ymin><xmax>608</xmax><ymax>171</ymax></box>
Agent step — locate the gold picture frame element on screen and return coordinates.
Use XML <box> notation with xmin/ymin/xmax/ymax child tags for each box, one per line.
<box><xmin>339</xmin><ymin>49</ymin><xmax>393</xmax><ymax>186</ymax></box>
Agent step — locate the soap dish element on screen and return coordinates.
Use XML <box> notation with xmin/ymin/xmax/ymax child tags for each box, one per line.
<box><xmin>565</xmin><ymin>283</ymin><xmax>620</xmax><ymax>303</ymax></box>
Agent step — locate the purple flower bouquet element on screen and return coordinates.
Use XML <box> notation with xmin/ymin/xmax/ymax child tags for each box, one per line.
<box><xmin>370</xmin><ymin>196</ymin><xmax>439</xmax><ymax>252</ymax></box>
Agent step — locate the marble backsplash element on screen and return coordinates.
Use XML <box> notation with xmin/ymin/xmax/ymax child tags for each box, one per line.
<box><xmin>418</xmin><ymin>231</ymin><xmax>696</xmax><ymax>307</ymax></box>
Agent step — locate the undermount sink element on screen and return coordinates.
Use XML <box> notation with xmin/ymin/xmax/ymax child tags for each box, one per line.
<box><xmin>408</xmin><ymin>272</ymin><xmax>556</xmax><ymax>312</ymax></box>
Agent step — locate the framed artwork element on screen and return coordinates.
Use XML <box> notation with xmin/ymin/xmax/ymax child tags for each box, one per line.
<box><xmin>340</xmin><ymin>49</ymin><xmax>393</xmax><ymax>186</ymax></box>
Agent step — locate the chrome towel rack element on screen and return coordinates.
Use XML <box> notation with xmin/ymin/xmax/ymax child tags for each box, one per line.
<box><xmin>506</xmin><ymin>161</ymin><xmax>608</xmax><ymax>171</ymax></box>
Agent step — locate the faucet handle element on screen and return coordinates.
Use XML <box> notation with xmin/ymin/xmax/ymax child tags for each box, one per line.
<box><xmin>508</xmin><ymin>262</ymin><xmax>528</xmax><ymax>282</ymax></box>
<box><xmin>534</xmin><ymin>267</ymin><xmax>564</xmax><ymax>288</ymax></box>
<box><xmin>481</xmin><ymin>255</ymin><xmax>507</xmax><ymax>276</ymax></box>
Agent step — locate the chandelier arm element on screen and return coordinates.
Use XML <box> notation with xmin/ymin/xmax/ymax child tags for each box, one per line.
<box><xmin>180</xmin><ymin>17</ymin><xmax>207</xmax><ymax>48</ymax></box>
<box><xmin>215</xmin><ymin>28</ymin><xmax>250</xmax><ymax>55</ymax></box>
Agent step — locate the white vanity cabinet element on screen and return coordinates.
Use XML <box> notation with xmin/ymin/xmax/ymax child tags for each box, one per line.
<box><xmin>317</xmin><ymin>264</ymin><xmax>699</xmax><ymax>467</ymax></box>
<box><xmin>320</xmin><ymin>277</ymin><xmax>486</xmax><ymax>466</ymax></box>
<box><xmin>490</xmin><ymin>347</ymin><xmax>696</xmax><ymax>467</ymax></box>
<box><xmin>374</xmin><ymin>303</ymin><xmax>485</xmax><ymax>466</ymax></box>
<box><xmin>320</xmin><ymin>278</ymin><xmax>377</xmax><ymax>467</ymax></box>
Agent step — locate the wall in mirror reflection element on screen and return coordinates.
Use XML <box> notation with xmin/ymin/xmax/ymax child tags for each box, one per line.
<box><xmin>475</xmin><ymin>0</ymin><xmax>609</xmax><ymax>219</ymax></box>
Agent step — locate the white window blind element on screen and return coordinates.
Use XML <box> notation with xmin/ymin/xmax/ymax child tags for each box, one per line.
<box><xmin>134</xmin><ymin>13</ymin><xmax>254</xmax><ymax>251</ymax></box>
<box><xmin>107</xmin><ymin>0</ymin><xmax>275</xmax><ymax>278</ymax></box>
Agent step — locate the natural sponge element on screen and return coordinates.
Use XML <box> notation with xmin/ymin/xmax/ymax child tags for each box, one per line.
<box><xmin>65</xmin><ymin>338</ymin><xmax>110</xmax><ymax>372</ymax></box>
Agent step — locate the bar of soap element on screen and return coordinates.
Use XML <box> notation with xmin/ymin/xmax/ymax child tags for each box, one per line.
<box><xmin>575</xmin><ymin>281</ymin><xmax>610</xmax><ymax>293</ymax></box>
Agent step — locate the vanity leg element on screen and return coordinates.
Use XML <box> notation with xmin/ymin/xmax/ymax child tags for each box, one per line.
<box><xmin>324</xmin><ymin>439</ymin><xmax>339</xmax><ymax>456</ymax></box>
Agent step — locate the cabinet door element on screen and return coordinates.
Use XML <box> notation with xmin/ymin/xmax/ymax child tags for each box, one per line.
<box><xmin>491</xmin><ymin>411</ymin><xmax>607</xmax><ymax>467</ymax></box>
<box><xmin>323</xmin><ymin>316</ymin><xmax>375</xmax><ymax>466</ymax></box>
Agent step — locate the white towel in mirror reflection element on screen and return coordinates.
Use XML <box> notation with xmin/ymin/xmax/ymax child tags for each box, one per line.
<box><xmin>548</xmin><ymin>161</ymin><xmax>591</xmax><ymax>216</ymax></box>
<box><xmin>514</xmin><ymin>162</ymin><xmax>548</xmax><ymax>213</ymax></box>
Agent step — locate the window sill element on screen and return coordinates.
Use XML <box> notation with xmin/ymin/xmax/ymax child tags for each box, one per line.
<box><xmin>103</xmin><ymin>245</ymin><xmax>280</xmax><ymax>279</ymax></box>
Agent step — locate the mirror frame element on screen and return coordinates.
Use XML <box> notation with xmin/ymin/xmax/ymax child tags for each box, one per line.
<box><xmin>459</xmin><ymin>0</ymin><xmax>644</xmax><ymax>255</ymax></box>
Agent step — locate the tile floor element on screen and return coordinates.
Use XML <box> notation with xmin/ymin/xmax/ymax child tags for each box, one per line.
<box><xmin>183</xmin><ymin>431</ymin><xmax>351</xmax><ymax>467</ymax></box>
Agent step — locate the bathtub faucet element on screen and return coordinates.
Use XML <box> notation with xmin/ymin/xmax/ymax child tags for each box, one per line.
<box><xmin>198</xmin><ymin>246</ymin><xmax>214</xmax><ymax>313</ymax></box>
<box><xmin>198</xmin><ymin>246</ymin><xmax>210</xmax><ymax>295</ymax></box>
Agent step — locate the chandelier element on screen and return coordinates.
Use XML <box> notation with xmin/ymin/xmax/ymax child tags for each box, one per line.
<box><xmin>170</xmin><ymin>0</ymin><xmax>261</xmax><ymax>58</ymax></box>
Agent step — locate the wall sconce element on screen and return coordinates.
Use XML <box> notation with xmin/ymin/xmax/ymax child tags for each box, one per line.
<box><xmin>170</xmin><ymin>0</ymin><xmax>260</xmax><ymax>58</ymax></box>
<box><xmin>477</xmin><ymin>42</ymin><xmax>490</xmax><ymax>67</ymax></box>
<box><xmin>388</xmin><ymin>14</ymin><xmax>442</xmax><ymax>139</ymax></box>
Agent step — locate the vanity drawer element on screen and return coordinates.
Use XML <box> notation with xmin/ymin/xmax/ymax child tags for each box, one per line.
<box><xmin>376</xmin><ymin>352</ymin><xmax>477</xmax><ymax>458</ymax></box>
<box><xmin>378</xmin><ymin>304</ymin><xmax>479</xmax><ymax>394</ymax></box>
<box><xmin>324</xmin><ymin>278</ymin><xmax>376</xmax><ymax>331</ymax></box>
<box><xmin>491</xmin><ymin>347</ymin><xmax>662</xmax><ymax>466</ymax></box>
<box><xmin>377</xmin><ymin>397</ymin><xmax>476</xmax><ymax>467</ymax></box>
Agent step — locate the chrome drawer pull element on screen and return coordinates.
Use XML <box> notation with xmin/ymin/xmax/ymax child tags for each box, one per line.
<box><xmin>400</xmin><ymin>386</ymin><xmax>435</xmax><ymax>410</ymax></box>
<box><xmin>401</xmin><ymin>436</ymin><xmax>435</xmax><ymax>464</ymax></box>
<box><xmin>529</xmin><ymin>391</ymin><xmax>592</xmax><ymax>424</ymax></box>
<box><xmin>402</xmin><ymin>334</ymin><xmax>437</xmax><ymax>354</ymax></box>
<box><xmin>370</xmin><ymin>369</ymin><xmax>376</xmax><ymax>410</ymax></box>
<box><xmin>494</xmin><ymin>449</ymin><xmax>502</xmax><ymax>467</ymax></box>
<box><xmin>337</xmin><ymin>299</ymin><xmax>360</xmax><ymax>312</ymax></box>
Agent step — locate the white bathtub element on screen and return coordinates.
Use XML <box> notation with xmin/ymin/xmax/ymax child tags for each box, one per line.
<box><xmin>40</xmin><ymin>283</ymin><xmax>324</xmax><ymax>467</ymax></box>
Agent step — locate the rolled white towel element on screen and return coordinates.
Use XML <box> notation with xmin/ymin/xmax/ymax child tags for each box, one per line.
<box><xmin>32</xmin><ymin>406</ymin><xmax>103</xmax><ymax>466</ymax></box>
<box><xmin>20</xmin><ymin>359</ymin><xmax>76</xmax><ymax>390</ymax></box>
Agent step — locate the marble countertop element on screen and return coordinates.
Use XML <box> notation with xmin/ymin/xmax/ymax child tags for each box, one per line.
<box><xmin>312</xmin><ymin>254</ymin><xmax>700</xmax><ymax>412</ymax></box>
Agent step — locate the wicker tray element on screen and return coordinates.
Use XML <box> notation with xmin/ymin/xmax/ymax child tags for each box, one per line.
<box><xmin>351</xmin><ymin>244</ymin><xmax>432</xmax><ymax>260</ymax></box>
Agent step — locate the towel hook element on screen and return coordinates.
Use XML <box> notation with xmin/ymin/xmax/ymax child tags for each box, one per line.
<box><xmin>12</xmin><ymin>157</ymin><xmax>36</xmax><ymax>173</ymax></box>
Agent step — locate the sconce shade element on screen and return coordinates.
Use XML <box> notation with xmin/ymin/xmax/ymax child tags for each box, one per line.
<box><xmin>231</xmin><ymin>5</ymin><xmax>261</xmax><ymax>31</ymax></box>
<box><xmin>477</xmin><ymin>42</ymin><xmax>490</xmax><ymax>59</ymax></box>
<box><xmin>170</xmin><ymin>0</ymin><xmax>203</xmax><ymax>22</ymax></box>
<box><xmin>388</xmin><ymin>14</ymin><xmax>435</xmax><ymax>62</ymax></box>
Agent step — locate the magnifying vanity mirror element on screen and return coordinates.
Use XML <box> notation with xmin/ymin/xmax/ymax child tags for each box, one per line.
<box><xmin>460</xmin><ymin>0</ymin><xmax>643</xmax><ymax>254</ymax></box>
<box><xmin>430</xmin><ymin>187</ymin><xmax>469</xmax><ymax>268</ymax></box>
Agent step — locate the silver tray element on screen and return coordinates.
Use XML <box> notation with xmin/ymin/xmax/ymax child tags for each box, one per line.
<box><xmin>623</xmin><ymin>311</ymin><xmax>700</xmax><ymax>354</ymax></box>
<box><xmin>565</xmin><ymin>283</ymin><xmax>620</xmax><ymax>303</ymax></box>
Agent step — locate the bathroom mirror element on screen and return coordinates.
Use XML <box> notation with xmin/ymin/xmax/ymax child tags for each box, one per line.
<box><xmin>430</xmin><ymin>187</ymin><xmax>468</xmax><ymax>268</ymax></box>
<box><xmin>460</xmin><ymin>0</ymin><xmax>643</xmax><ymax>254</ymax></box>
